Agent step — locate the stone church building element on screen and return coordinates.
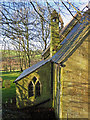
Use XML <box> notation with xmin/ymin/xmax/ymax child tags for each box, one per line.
<box><xmin>14</xmin><ymin>9</ymin><xmax>89</xmax><ymax>119</ymax></box>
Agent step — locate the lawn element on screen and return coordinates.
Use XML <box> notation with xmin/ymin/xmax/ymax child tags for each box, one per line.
<box><xmin>1</xmin><ymin>71</ymin><xmax>21</xmax><ymax>104</ymax></box>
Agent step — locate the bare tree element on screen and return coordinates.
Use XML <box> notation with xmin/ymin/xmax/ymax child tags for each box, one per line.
<box><xmin>0</xmin><ymin>1</ymin><xmax>88</xmax><ymax>71</ymax></box>
<box><xmin>0</xmin><ymin>2</ymin><xmax>43</xmax><ymax>69</ymax></box>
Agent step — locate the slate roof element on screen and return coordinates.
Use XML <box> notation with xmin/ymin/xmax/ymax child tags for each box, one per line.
<box><xmin>14</xmin><ymin>12</ymin><xmax>89</xmax><ymax>83</ymax></box>
<box><xmin>51</xmin><ymin>14</ymin><xmax>89</xmax><ymax>63</ymax></box>
<box><xmin>42</xmin><ymin>45</ymin><xmax>50</xmax><ymax>56</ymax></box>
<box><xmin>14</xmin><ymin>59</ymin><xmax>51</xmax><ymax>83</ymax></box>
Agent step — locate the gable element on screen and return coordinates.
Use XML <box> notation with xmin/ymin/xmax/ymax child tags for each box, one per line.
<box><xmin>51</xmin><ymin>14</ymin><xmax>89</xmax><ymax>64</ymax></box>
<box><xmin>16</xmin><ymin>62</ymin><xmax>52</xmax><ymax>108</ymax></box>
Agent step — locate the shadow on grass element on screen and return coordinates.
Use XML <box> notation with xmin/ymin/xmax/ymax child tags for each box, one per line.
<box><xmin>2</xmin><ymin>86</ymin><xmax>16</xmax><ymax>104</ymax></box>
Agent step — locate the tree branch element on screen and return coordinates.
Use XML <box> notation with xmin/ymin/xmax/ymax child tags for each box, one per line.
<box><xmin>60</xmin><ymin>0</ymin><xmax>80</xmax><ymax>22</ymax></box>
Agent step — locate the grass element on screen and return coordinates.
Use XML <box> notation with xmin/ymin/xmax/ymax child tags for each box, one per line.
<box><xmin>1</xmin><ymin>50</ymin><xmax>18</xmax><ymax>58</ymax></box>
<box><xmin>1</xmin><ymin>50</ymin><xmax>42</xmax><ymax>59</ymax></box>
<box><xmin>1</xmin><ymin>71</ymin><xmax>21</xmax><ymax>103</ymax></box>
<box><xmin>2</xmin><ymin>86</ymin><xmax>16</xmax><ymax>103</ymax></box>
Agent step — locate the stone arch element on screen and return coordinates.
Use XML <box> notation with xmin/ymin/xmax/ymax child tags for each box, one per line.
<box><xmin>27</xmin><ymin>72</ymin><xmax>40</xmax><ymax>85</ymax></box>
<box><xmin>32</xmin><ymin>76</ymin><xmax>37</xmax><ymax>84</ymax></box>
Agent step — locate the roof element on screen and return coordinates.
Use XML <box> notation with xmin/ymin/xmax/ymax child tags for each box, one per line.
<box><xmin>14</xmin><ymin>12</ymin><xmax>89</xmax><ymax>83</ymax></box>
<box><xmin>51</xmin><ymin>14</ymin><xmax>89</xmax><ymax>64</ymax></box>
<box><xmin>14</xmin><ymin>59</ymin><xmax>51</xmax><ymax>83</ymax></box>
<box><xmin>42</xmin><ymin>45</ymin><xmax>50</xmax><ymax>56</ymax></box>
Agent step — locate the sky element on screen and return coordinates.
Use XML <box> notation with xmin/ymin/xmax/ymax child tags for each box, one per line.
<box><xmin>1</xmin><ymin>0</ymin><xmax>88</xmax><ymax>24</ymax></box>
<box><xmin>47</xmin><ymin>0</ymin><xmax>89</xmax><ymax>25</ymax></box>
<box><xmin>0</xmin><ymin>0</ymin><xmax>89</xmax><ymax>50</ymax></box>
<box><xmin>0</xmin><ymin>0</ymin><xmax>89</xmax><ymax>25</ymax></box>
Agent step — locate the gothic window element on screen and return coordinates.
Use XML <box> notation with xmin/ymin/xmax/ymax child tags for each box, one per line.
<box><xmin>28</xmin><ymin>81</ymin><xmax>34</xmax><ymax>97</ymax></box>
<box><xmin>32</xmin><ymin>76</ymin><xmax>37</xmax><ymax>84</ymax></box>
<box><xmin>35</xmin><ymin>81</ymin><xmax>40</xmax><ymax>97</ymax></box>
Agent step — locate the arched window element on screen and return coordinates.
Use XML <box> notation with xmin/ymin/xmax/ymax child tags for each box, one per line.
<box><xmin>32</xmin><ymin>76</ymin><xmax>37</xmax><ymax>84</ymax></box>
<box><xmin>28</xmin><ymin>81</ymin><xmax>34</xmax><ymax>97</ymax></box>
<box><xmin>35</xmin><ymin>81</ymin><xmax>40</xmax><ymax>97</ymax></box>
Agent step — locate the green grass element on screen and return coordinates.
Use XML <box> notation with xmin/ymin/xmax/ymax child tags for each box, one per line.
<box><xmin>1</xmin><ymin>50</ymin><xmax>18</xmax><ymax>57</ymax></box>
<box><xmin>2</xmin><ymin>86</ymin><xmax>16</xmax><ymax>103</ymax></box>
<box><xmin>1</xmin><ymin>50</ymin><xmax>42</xmax><ymax>59</ymax></box>
<box><xmin>1</xmin><ymin>71</ymin><xmax>21</xmax><ymax>103</ymax></box>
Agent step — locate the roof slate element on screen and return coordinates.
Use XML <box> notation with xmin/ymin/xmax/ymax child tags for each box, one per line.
<box><xmin>51</xmin><ymin>14</ymin><xmax>89</xmax><ymax>63</ymax></box>
<box><xmin>14</xmin><ymin>59</ymin><xmax>51</xmax><ymax>83</ymax></box>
